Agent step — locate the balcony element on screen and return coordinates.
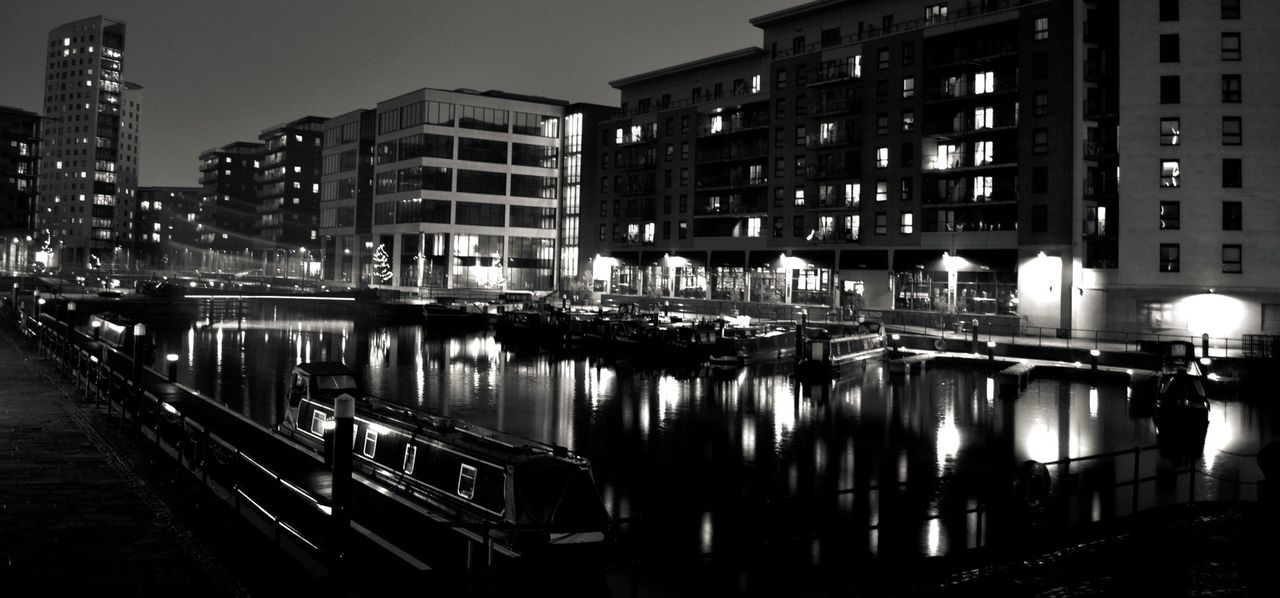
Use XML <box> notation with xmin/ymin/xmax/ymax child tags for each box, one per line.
<box><xmin>614</xmin><ymin>182</ymin><xmax>656</xmax><ymax>196</ymax></box>
<box><xmin>810</xmin><ymin>229</ymin><xmax>859</xmax><ymax>244</ymax></box>
<box><xmin>694</xmin><ymin>174</ymin><xmax>768</xmax><ymax>190</ymax></box>
<box><xmin>695</xmin><ymin>142</ymin><xmax>769</xmax><ymax>163</ymax></box>
<box><xmin>1083</xmin><ymin>175</ymin><xmax>1118</xmax><ymax>199</ymax></box>
<box><xmin>695</xmin><ymin>198</ymin><xmax>769</xmax><ymax>217</ymax></box>
<box><xmin>698</xmin><ymin>115</ymin><xmax>770</xmax><ymax>138</ymax></box>
<box><xmin>806</xmin><ymin>164</ymin><xmax>860</xmax><ymax>179</ymax></box>
<box><xmin>924</xmin><ymin>78</ymin><xmax>1016</xmax><ymax>103</ymax></box>
<box><xmin>617</xmin><ymin>155</ymin><xmax>656</xmax><ymax>170</ymax></box>
<box><xmin>809</xmin><ymin>97</ymin><xmax>859</xmax><ymax>116</ymax></box>
<box><xmin>807</xmin><ymin>131</ymin><xmax>858</xmax><ymax>149</ymax></box>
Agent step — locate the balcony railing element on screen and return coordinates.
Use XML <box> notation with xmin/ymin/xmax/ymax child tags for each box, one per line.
<box><xmin>698</xmin><ymin>116</ymin><xmax>770</xmax><ymax>137</ymax></box>
<box><xmin>694</xmin><ymin>175</ymin><xmax>768</xmax><ymax>189</ymax></box>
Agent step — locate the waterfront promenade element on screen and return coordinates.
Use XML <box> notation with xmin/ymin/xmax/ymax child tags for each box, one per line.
<box><xmin>0</xmin><ymin>321</ymin><xmax>332</xmax><ymax>596</ymax></box>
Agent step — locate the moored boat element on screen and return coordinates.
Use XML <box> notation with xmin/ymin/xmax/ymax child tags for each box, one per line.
<box><xmin>795</xmin><ymin>321</ymin><xmax>885</xmax><ymax>379</ymax></box>
<box><xmin>276</xmin><ymin>362</ymin><xmax>610</xmax><ymax>553</ymax></box>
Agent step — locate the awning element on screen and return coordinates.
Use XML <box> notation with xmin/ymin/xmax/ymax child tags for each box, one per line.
<box><xmin>709</xmin><ymin>251</ymin><xmax>747</xmax><ymax>269</ymax></box>
<box><xmin>892</xmin><ymin>249</ymin><xmax>943</xmax><ymax>271</ymax></box>
<box><xmin>640</xmin><ymin>250</ymin><xmax>665</xmax><ymax>266</ymax></box>
<box><xmin>672</xmin><ymin>249</ymin><xmax>707</xmax><ymax>266</ymax></box>
<box><xmin>790</xmin><ymin>249</ymin><xmax>836</xmax><ymax>270</ymax></box>
<box><xmin>747</xmin><ymin>250</ymin><xmax>782</xmax><ymax>269</ymax></box>
<box><xmin>956</xmin><ymin>249</ymin><xmax>1017</xmax><ymax>272</ymax></box>
<box><xmin>606</xmin><ymin>250</ymin><xmax>640</xmax><ymax>267</ymax></box>
<box><xmin>839</xmin><ymin>250</ymin><xmax>889</xmax><ymax>270</ymax></box>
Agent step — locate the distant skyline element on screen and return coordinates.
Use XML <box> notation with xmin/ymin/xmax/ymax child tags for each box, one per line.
<box><xmin>0</xmin><ymin>0</ymin><xmax>799</xmax><ymax>187</ymax></box>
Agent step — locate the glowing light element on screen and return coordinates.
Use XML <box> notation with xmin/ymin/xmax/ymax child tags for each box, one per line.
<box><xmin>166</xmin><ymin>353</ymin><xmax>179</xmax><ymax>363</ymax></box>
<box><xmin>936</xmin><ymin>408</ymin><xmax>961</xmax><ymax>473</ymax></box>
<box><xmin>1088</xmin><ymin>387</ymin><xmax>1098</xmax><ymax>418</ymax></box>
<box><xmin>1202</xmin><ymin>407</ymin><xmax>1235</xmax><ymax>470</ymax></box>
<box><xmin>1025</xmin><ymin>421</ymin><xmax>1058</xmax><ymax>463</ymax></box>
<box><xmin>699</xmin><ymin>512</ymin><xmax>714</xmax><ymax>554</ymax></box>
<box><xmin>1180</xmin><ymin>293</ymin><xmax>1246</xmax><ymax>338</ymax></box>
<box><xmin>321</xmin><ymin>419</ymin><xmax>336</xmax><ymax>431</ymax></box>
<box><xmin>1090</xmin><ymin>349</ymin><xmax>1100</xmax><ymax>357</ymax></box>
<box><xmin>1199</xmin><ymin>357</ymin><xmax>1211</xmax><ymax>366</ymax></box>
<box><xmin>162</xmin><ymin>402</ymin><xmax>178</xmax><ymax>415</ymax></box>
<box><xmin>925</xmin><ymin>518</ymin><xmax>943</xmax><ymax>556</ymax></box>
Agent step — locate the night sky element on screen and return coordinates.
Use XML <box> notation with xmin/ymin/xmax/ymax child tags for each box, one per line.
<box><xmin>0</xmin><ymin>0</ymin><xmax>798</xmax><ymax>187</ymax></box>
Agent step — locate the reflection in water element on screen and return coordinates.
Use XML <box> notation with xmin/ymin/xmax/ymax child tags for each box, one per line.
<box><xmin>147</xmin><ymin>301</ymin><xmax>1279</xmax><ymax>588</ymax></box>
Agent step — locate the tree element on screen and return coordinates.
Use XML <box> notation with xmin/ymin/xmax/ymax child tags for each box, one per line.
<box><xmin>372</xmin><ymin>244</ymin><xmax>393</xmax><ymax>284</ymax></box>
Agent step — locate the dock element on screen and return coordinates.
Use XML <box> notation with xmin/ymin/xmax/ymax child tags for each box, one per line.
<box><xmin>12</xmin><ymin>301</ymin><xmax>607</xmax><ymax>593</ymax></box>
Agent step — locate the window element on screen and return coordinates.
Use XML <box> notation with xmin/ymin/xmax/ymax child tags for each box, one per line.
<box><xmin>1222</xmin><ymin>75</ymin><xmax>1241</xmax><ymax>102</ymax></box>
<box><xmin>457</xmin><ymin>464</ymin><xmax>478</xmax><ymax>499</ymax></box>
<box><xmin>1222</xmin><ymin>33</ymin><xmax>1241</xmax><ymax>60</ymax></box>
<box><xmin>1160</xmin><ymin>118</ymin><xmax>1180</xmax><ymax>145</ymax></box>
<box><xmin>1160</xmin><ymin>0</ymin><xmax>1178</xmax><ymax>21</ymax></box>
<box><xmin>1033</xmin><ymin>91</ymin><xmax>1049</xmax><ymax>116</ymax></box>
<box><xmin>679</xmin><ymin>194</ymin><xmax>687</xmax><ymax>212</ymax></box>
<box><xmin>1159</xmin><ymin>201</ymin><xmax>1180</xmax><ymax>229</ymax></box>
<box><xmin>1223</xmin><ymin>158</ymin><xmax>1242</xmax><ymax>187</ymax></box>
<box><xmin>874</xmin><ymin>212</ymin><xmax>887</xmax><ymax>235</ymax></box>
<box><xmin>679</xmin><ymin>168</ymin><xmax>689</xmax><ymax>186</ymax></box>
<box><xmin>775</xmin><ymin>127</ymin><xmax>786</xmax><ymax>149</ymax></box>
<box><xmin>1222</xmin><ymin>0</ymin><xmax>1240</xmax><ymax>19</ymax></box>
<box><xmin>1032</xmin><ymin>52</ymin><xmax>1049</xmax><ymax>79</ymax></box>
<box><xmin>662</xmin><ymin>221</ymin><xmax>670</xmax><ymax>240</ymax></box>
<box><xmin>775</xmin><ymin>97</ymin><xmax>788</xmax><ymax>119</ymax></box>
<box><xmin>876</xmin><ymin>113</ymin><xmax>889</xmax><ymax>136</ymax></box>
<box><xmin>773</xmin><ymin>187</ymin><xmax>784</xmax><ymax>207</ymax></box>
<box><xmin>403</xmin><ymin>445</ymin><xmax>417</xmax><ymax>474</ymax></box>
<box><xmin>363</xmin><ymin>430</ymin><xmax>378</xmax><ymax>457</ymax></box>
<box><xmin>875</xmin><ymin>147</ymin><xmax>889</xmax><ymax>168</ymax></box>
<box><xmin>901</xmin><ymin>142</ymin><xmax>915</xmax><ymax>167</ymax></box>
<box><xmin>793</xmin><ymin>36</ymin><xmax>806</xmax><ymax>53</ymax></box>
<box><xmin>1032</xmin><ymin>129</ymin><xmax>1048</xmax><ymax>154</ymax></box>
<box><xmin>1223</xmin><ymin>245</ymin><xmax>1242</xmax><ymax>273</ymax></box>
<box><xmin>900</xmin><ymin>176</ymin><xmax>913</xmax><ymax>201</ymax></box>
<box><xmin>877</xmin><ymin>47</ymin><xmax>889</xmax><ymax>69</ymax></box>
<box><xmin>1160</xmin><ymin>76</ymin><xmax>1180</xmax><ymax>104</ymax></box>
<box><xmin>1222</xmin><ymin>117</ymin><xmax>1242</xmax><ymax>145</ymax></box>
<box><xmin>925</xmin><ymin>3</ymin><xmax>948</xmax><ymax>24</ymax></box>
<box><xmin>1160</xmin><ymin>160</ymin><xmax>1180</xmax><ymax>187</ymax></box>
<box><xmin>773</xmin><ymin>217</ymin><xmax>784</xmax><ymax>238</ymax></box>
<box><xmin>794</xmin><ymin>185</ymin><xmax>806</xmax><ymax>206</ymax></box>
<box><xmin>902</xmin><ymin>77</ymin><xmax>915</xmax><ymax>99</ymax></box>
<box><xmin>1034</xmin><ymin>17</ymin><xmax>1049</xmax><ymax>40</ymax></box>
<box><xmin>1223</xmin><ymin>201</ymin><xmax>1242</xmax><ymax>230</ymax></box>
<box><xmin>901</xmin><ymin>110</ymin><xmax>915</xmax><ymax>132</ymax></box>
<box><xmin>1159</xmin><ymin>244</ymin><xmax>1180</xmax><ymax>272</ymax></box>
<box><xmin>876</xmin><ymin>79</ymin><xmax>888</xmax><ymax>103</ymax></box>
<box><xmin>875</xmin><ymin>180</ymin><xmax>888</xmax><ymax>202</ymax></box>
<box><xmin>974</xmin><ymin>71</ymin><xmax>994</xmax><ymax>94</ymax></box>
<box><xmin>821</xmin><ymin>27</ymin><xmax>841</xmax><ymax>48</ymax></box>
<box><xmin>746</xmin><ymin>217</ymin><xmax>762</xmax><ymax>238</ymax></box>
<box><xmin>678</xmin><ymin>220</ymin><xmax>687</xmax><ymax>239</ymax></box>
<box><xmin>1160</xmin><ymin>34</ymin><xmax>1180</xmax><ymax>62</ymax></box>
<box><xmin>899</xmin><ymin>212</ymin><xmax>914</xmax><ymax>234</ymax></box>
<box><xmin>901</xmin><ymin>42</ymin><xmax>915</xmax><ymax>66</ymax></box>
<box><xmin>681</xmin><ymin>142</ymin><xmax>689</xmax><ymax>160</ymax></box>
<box><xmin>309</xmin><ymin>411</ymin><xmax>328</xmax><ymax>436</ymax></box>
<box><xmin>774</xmin><ymin>158</ymin><xmax>786</xmax><ymax>178</ymax></box>
<box><xmin>795</xmin><ymin>125</ymin><xmax>807</xmax><ymax>146</ymax></box>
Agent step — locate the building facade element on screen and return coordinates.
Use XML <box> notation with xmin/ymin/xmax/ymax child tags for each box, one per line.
<box><xmin>319</xmin><ymin>109</ymin><xmax>375</xmax><ymax>284</ymax></box>
<box><xmin>134</xmin><ymin>186</ymin><xmax>201</xmax><ymax>268</ymax></box>
<box><xmin>197</xmin><ymin>140</ymin><xmax>264</xmax><ymax>269</ymax></box>
<box><xmin>1111</xmin><ymin>0</ymin><xmax>1280</xmax><ymax>340</ymax></box>
<box><xmin>37</xmin><ymin>16</ymin><xmax>142</xmax><ymax>270</ymax></box>
<box><xmin>590</xmin><ymin>0</ymin><xmax>1119</xmax><ymax>334</ymax></box>
<box><xmin>0</xmin><ymin>106</ymin><xmax>41</xmax><ymax>272</ymax></box>
<box><xmin>256</xmin><ymin>116</ymin><xmax>326</xmax><ymax>276</ymax></box>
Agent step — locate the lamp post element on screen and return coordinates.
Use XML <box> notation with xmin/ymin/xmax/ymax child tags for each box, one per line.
<box><xmin>65</xmin><ymin>301</ymin><xmax>76</xmax><ymax>368</ymax></box>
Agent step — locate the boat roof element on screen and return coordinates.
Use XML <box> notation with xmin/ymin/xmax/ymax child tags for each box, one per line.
<box><xmin>294</xmin><ymin>362</ymin><xmax>358</xmax><ymax>377</ymax></box>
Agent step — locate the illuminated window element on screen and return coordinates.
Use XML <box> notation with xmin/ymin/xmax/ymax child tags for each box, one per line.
<box><xmin>876</xmin><ymin>147</ymin><xmax>888</xmax><ymax>168</ymax></box>
<box><xmin>309</xmin><ymin>411</ymin><xmax>327</xmax><ymax>435</ymax></box>
<box><xmin>936</xmin><ymin>144</ymin><xmax>960</xmax><ymax>169</ymax></box>
<box><xmin>876</xmin><ymin>180</ymin><xmax>888</xmax><ymax>202</ymax></box>
<box><xmin>902</xmin><ymin>110</ymin><xmax>915</xmax><ymax>132</ymax></box>
<box><xmin>975</xmin><ymin>141</ymin><xmax>993</xmax><ymax>165</ymax></box>
<box><xmin>974</xmin><ymin>71</ymin><xmax>994</xmax><ymax>94</ymax></box>
<box><xmin>925</xmin><ymin>3</ymin><xmax>947</xmax><ymax>24</ymax></box>
<box><xmin>900</xmin><ymin>212</ymin><xmax>914</xmax><ymax>234</ymax></box>
<box><xmin>1161</xmin><ymin>160</ymin><xmax>1180</xmax><ymax>187</ymax></box>
<box><xmin>1159</xmin><ymin>201</ymin><xmax>1180</xmax><ymax>229</ymax></box>
<box><xmin>747</xmin><ymin>217</ymin><xmax>762</xmax><ymax>238</ymax></box>
<box><xmin>1160</xmin><ymin>118</ymin><xmax>1180</xmax><ymax>145</ymax></box>
<box><xmin>710</xmin><ymin>115</ymin><xmax>724</xmax><ymax>134</ymax></box>
<box><xmin>794</xmin><ymin>186</ymin><xmax>805</xmax><ymax>206</ymax></box>
<box><xmin>1223</xmin><ymin>245</ymin><xmax>1242</xmax><ymax>273</ymax></box>
<box><xmin>974</xmin><ymin>106</ymin><xmax>993</xmax><ymax>129</ymax></box>
<box><xmin>457</xmin><ymin>464</ymin><xmax>477</xmax><ymax>499</ymax></box>
<box><xmin>1034</xmin><ymin>17</ymin><xmax>1048</xmax><ymax>40</ymax></box>
<box><xmin>751</xmin><ymin>74</ymin><xmax>761</xmax><ymax>93</ymax></box>
<box><xmin>1033</xmin><ymin>129</ymin><xmax>1048</xmax><ymax>154</ymax></box>
<box><xmin>902</xmin><ymin>77</ymin><xmax>915</xmax><ymax>99</ymax></box>
<box><xmin>972</xmin><ymin>176</ymin><xmax>992</xmax><ymax>201</ymax></box>
<box><xmin>403</xmin><ymin>445</ymin><xmax>417</xmax><ymax>474</ymax></box>
<box><xmin>1159</xmin><ymin>244</ymin><xmax>1180</xmax><ymax>272</ymax></box>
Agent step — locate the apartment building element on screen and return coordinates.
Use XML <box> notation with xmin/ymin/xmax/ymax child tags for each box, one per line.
<box><xmin>0</xmin><ymin>105</ymin><xmax>41</xmax><ymax>272</ymax></box>
<box><xmin>591</xmin><ymin>0</ymin><xmax>1118</xmax><ymax>333</ymax></box>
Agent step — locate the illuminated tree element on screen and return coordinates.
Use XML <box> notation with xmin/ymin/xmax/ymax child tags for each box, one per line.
<box><xmin>372</xmin><ymin>244</ymin><xmax>393</xmax><ymax>284</ymax></box>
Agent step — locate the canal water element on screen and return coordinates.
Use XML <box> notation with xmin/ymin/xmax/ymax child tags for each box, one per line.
<box><xmin>148</xmin><ymin>300</ymin><xmax>1277</xmax><ymax>592</ymax></box>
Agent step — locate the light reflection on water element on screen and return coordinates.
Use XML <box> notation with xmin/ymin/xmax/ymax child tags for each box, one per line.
<box><xmin>149</xmin><ymin>302</ymin><xmax>1279</xmax><ymax>577</ymax></box>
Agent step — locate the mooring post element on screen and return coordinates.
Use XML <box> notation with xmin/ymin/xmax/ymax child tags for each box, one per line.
<box><xmin>132</xmin><ymin>323</ymin><xmax>147</xmax><ymax>391</ymax></box>
<box><xmin>331</xmin><ymin>393</ymin><xmax>355</xmax><ymax>562</ymax></box>
<box><xmin>64</xmin><ymin>301</ymin><xmax>75</xmax><ymax>373</ymax></box>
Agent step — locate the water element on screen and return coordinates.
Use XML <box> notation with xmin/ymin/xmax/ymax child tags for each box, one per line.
<box><xmin>147</xmin><ymin>300</ymin><xmax>1278</xmax><ymax>590</ymax></box>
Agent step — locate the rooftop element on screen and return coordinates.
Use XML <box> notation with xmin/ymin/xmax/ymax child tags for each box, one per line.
<box><xmin>609</xmin><ymin>47</ymin><xmax>767</xmax><ymax>89</ymax></box>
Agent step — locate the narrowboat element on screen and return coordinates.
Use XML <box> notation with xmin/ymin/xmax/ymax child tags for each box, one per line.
<box><xmin>1153</xmin><ymin>341</ymin><xmax>1210</xmax><ymax>426</ymax></box>
<box><xmin>709</xmin><ymin>326</ymin><xmax>797</xmax><ymax>369</ymax></box>
<box><xmin>277</xmin><ymin>362</ymin><xmax>609</xmax><ymax>553</ymax></box>
<box><xmin>795</xmin><ymin>322</ymin><xmax>885</xmax><ymax>379</ymax></box>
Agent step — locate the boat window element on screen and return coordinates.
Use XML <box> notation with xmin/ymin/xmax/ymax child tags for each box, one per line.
<box><xmin>403</xmin><ymin>445</ymin><xmax>417</xmax><ymax>474</ymax></box>
<box><xmin>363</xmin><ymin>430</ymin><xmax>378</xmax><ymax>457</ymax></box>
<box><xmin>457</xmin><ymin>464</ymin><xmax>478</xmax><ymax>500</ymax></box>
<box><xmin>316</xmin><ymin>374</ymin><xmax>359</xmax><ymax>390</ymax></box>
<box><xmin>290</xmin><ymin>375</ymin><xmax>308</xmax><ymax>407</ymax></box>
<box><xmin>309</xmin><ymin>411</ymin><xmax>327</xmax><ymax>435</ymax></box>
